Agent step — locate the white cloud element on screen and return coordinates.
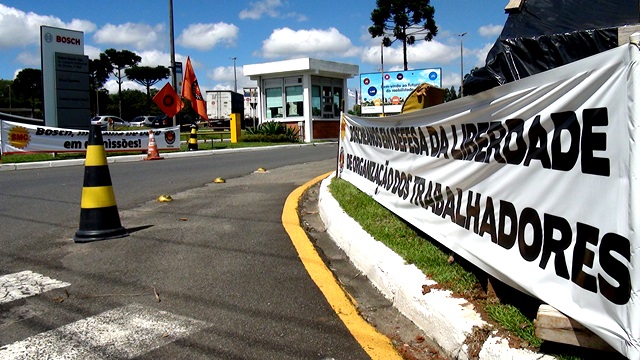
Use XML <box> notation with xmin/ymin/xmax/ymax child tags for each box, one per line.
<box><xmin>67</xmin><ymin>19</ymin><xmax>97</xmax><ymax>33</ymax></box>
<box><xmin>469</xmin><ymin>42</ymin><xmax>495</xmax><ymax>69</ymax></box>
<box><xmin>196</xmin><ymin>62</ymin><xmax>256</xmax><ymax>92</ymax></box>
<box><xmin>212</xmin><ymin>83</ymin><xmax>232</xmax><ymax>91</ymax></box>
<box><xmin>16</xmin><ymin>51</ymin><xmax>41</xmax><ymax>67</ymax></box>
<box><xmin>239</xmin><ymin>0</ymin><xmax>280</xmax><ymax>19</ymax></box>
<box><xmin>93</xmin><ymin>22</ymin><xmax>164</xmax><ymax>51</ymax></box>
<box><xmin>441</xmin><ymin>72</ymin><xmax>461</xmax><ymax>90</ymax></box>
<box><xmin>104</xmin><ymin>79</ymin><xmax>146</xmax><ymax>94</ymax></box>
<box><xmin>208</xmin><ymin>65</ymin><xmax>237</xmax><ymax>82</ymax></box>
<box><xmin>12</xmin><ymin>68</ymin><xmax>23</xmax><ymax>80</ymax></box>
<box><xmin>136</xmin><ymin>50</ymin><xmax>171</xmax><ymax>67</ymax></box>
<box><xmin>239</xmin><ymin>0</ymin><xmax>306</xmax><ymax>21</ymax></box>
<box><xmin>0</xmin><ymin>4</ymin><xmax>96</xmax><ymax>48</ymax></box>
<box><xmin>360</xmin><ymin>40</ymin><xmax>458</xmax><ymax>69</ymax></box>
<box><xmin>260</xmin><ymin>27</ymin><xmax>359</xmax><ymax>59</ymax></box>
<box><xmin>177</xmin><ymin>23</ymin><xmax>239</xmax><ymax>51</ymax></box>
<box><xmin>84</xmin><ymin>45</ymin><xmax>102</xmax><ymax>60</ymax></box>
<box><xmin>205</xmin><ymin>66</ymin><xmax>256</xmax><ymax>92</ymax></box>
<box><xmin>478</xmin><ymin>24</ymin><xmax>503</xmax><ymax>38</ymax></box>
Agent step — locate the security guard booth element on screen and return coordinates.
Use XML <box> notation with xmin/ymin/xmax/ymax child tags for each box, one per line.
<box><xmin>243</xmin><ymin>58</ymin><xmax>359</xmax><ymax>143</ymax></box>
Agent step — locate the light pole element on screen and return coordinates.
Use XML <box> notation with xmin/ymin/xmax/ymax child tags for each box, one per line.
<box><xmin>456</xmin><ymin>32</ymin><xmax>467</xmax><ymax>97</ymax></box>
<box><xmin>169</xmin><ymin>0</ymin><xmax>177</xmax><ymax>125</ymax></box>
<box><xmin>230</xmin><ymin>57</ymin><xmax>237</xmax><ymax>93</ymax></box>
<box><xmin>380</xmin><ymin>41</ymin><xmax>385</xmax><ymax>116</ymax></box>
<box><xmin>7</xmin><ymin>84</ymin><xmax>11</xmax><ymax>114</ymax></box>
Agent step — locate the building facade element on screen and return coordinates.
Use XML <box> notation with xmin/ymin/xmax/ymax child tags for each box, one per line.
<box><xmin>243</xmin><ymin>58</ymin><xmax>358</xmax><ymax>142</ymax></box>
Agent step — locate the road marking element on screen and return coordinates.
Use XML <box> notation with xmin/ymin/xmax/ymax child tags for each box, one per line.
<box><xmin>0</xmin><ymin>303</ymin><xmax>209</xmax><ymax>359</ymax></box>
<box><xmin>0</xmin><ymin>270</ymin><xmax>70</xmax><ymax>304</ymax></box>
<box><xmin>282</xmin><ymin>172</ymin><xmax>403</xmax><ymax>360</ymax></box>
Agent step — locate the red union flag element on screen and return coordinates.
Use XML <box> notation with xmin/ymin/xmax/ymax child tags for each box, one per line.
<box><xmin>181</xmin><ymin>56</ymin><xmax>208</xmax><ymax>121</ymax></box>
<box><xmin>153</xmin><ymin>82</ymin><xmax>183</xmax><ymax>117</ymax></box>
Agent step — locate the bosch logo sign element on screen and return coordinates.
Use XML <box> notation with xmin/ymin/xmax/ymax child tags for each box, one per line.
<box><xmin>44</xmin><ymin>33</ymin><xmax>53</xmax><ymax>43</ymax></box>
<box><xmin>56</xmin><ymin>35</ymin><xmax>81</xmax><ymax>45</ymax></box>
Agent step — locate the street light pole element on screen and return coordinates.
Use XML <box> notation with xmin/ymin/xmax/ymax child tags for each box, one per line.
<box><xmin>380</xmin><ymin>41</ymin><xmax>385</xmax><ymax>116</ymax></box>
<box><xmin>169</xmin><ymin>0</ymin><xmax>176</xmax><ymax>91</ymax></box>
<box><xmin>230</xmin><ymin>57</ymin><xmax>237</xmax><ymax>93</ymax></box>
<box><xmin>7</xmin><ymin>85</ymin><xmax>11</xmax><ymax>114</ymax></box>
<box><xmin>456</xmin><ymin>32</ymin><xmax>467</xmax><ymax>97</ymax></box>
<box><xmin>169</xmin><ymin>0</ymin><xmax>177</xmax><ymax>125</ymax></box>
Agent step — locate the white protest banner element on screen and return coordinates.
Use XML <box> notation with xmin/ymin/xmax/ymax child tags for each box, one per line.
<box><xmin>338</xmin><ymin>44</ymin><xmax>639</xmax><ymax>358</ymax></box>
<box><xmin>1</xmin><ymin>121</ymin><xmax>180</xmax><ymax>155</ymax></box>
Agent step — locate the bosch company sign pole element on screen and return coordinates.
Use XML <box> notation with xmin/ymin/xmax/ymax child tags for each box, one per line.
<box><xmin>40</xmin><ymin>25</ymin><xmax>86</xmax><ymax>128</ymax></box>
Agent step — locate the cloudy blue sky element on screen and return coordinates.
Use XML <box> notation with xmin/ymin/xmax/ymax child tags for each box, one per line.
<box><xmin>0</xmin><ymin>1</ymin><xmax>507</xmax><ymax>97</ymax></box>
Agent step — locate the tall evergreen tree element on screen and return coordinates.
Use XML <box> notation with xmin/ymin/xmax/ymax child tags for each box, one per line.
<box><xmin>102</xmin><ymin>49</ymin><xmax>141</xmax><ymax>117</ymax></box>
<box><xmin>369</xmin><ymin>0</ymin><xmax>438</xmax><ymax>71</ymax></box>
<box><xmin>89</xmin><ymin>57</ymin><xmax>112</xmax><ymax>115</ymax></box>
<box><xmin>444</xmin><ymin>86</ymin><xmax>458</xmax><ymax>102</ymax></box>
<box><xmin>12</xmin><ymin>68</ymin><xmax>43</xmax><ymax>117</ymax></box>
<box><xmin>125</xmin><ymin>66</ymin><xmax>170</xmax><ymax>114</ymax></box>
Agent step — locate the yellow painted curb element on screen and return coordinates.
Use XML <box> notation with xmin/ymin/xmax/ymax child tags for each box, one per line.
<box><xmin>282</xmin><ymin>172</ymin><xmax>402</xmax><ymax>360</ymax></box>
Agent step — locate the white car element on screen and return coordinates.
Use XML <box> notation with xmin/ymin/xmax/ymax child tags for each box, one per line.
<box><xmin>91</xmin><ymin>116</ymin><xmax>130</xmax><ymax>129</ymax></box>
<box><xmin>130</xmin><ymin>115</ymin><xmax>154</xmax><ymax>127</ymax></box>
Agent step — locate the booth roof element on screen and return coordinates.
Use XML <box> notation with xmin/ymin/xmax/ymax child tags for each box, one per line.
<box><xmin>243</xmin><ymin>58</ymin><xmax>359</xmax><ymax>80</ymax></box>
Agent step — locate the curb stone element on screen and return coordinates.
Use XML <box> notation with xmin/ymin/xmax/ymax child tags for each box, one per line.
<box><xmin>318</xmin><ymin>173</ymin><xmax>556</xmax><ymax>360</ymax></box>
<box><xmin>0</xmin><ymin>142</ymin><xmax>330</xmax><ymax>171</ymax></box>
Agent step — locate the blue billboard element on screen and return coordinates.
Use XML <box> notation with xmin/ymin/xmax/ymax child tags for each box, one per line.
<box><xmin>360</xmin><ymin>68</ymin><xmax>442</xmax><ymax>114</ymax></box>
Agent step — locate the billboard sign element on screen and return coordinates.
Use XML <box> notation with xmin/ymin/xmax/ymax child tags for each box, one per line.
<box><xmin>41</xmin><ymin>25</ymin><xmax>86</xmax><ymax>128</ymax></box>
<box><xmin>360</xmin><ymin>68</ymin><xmax>441</xmax><ymax>114</ymax></box>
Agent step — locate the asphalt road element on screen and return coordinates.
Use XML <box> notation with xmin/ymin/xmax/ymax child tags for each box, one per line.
<box><xmin>0</xmin><ymin>144</ymin><xmax>381</xmax><ymax>359</ymax></box>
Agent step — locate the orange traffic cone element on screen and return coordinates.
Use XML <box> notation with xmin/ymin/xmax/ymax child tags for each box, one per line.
<box><xmin>74</xmin><ymin>124</ymin><xmax>128</xmax><ymax>243</ymax></box>
<box><xmin>145</xmin><ymin>130</ymin><xmax>163</xmax><ymax>160</ymax></box>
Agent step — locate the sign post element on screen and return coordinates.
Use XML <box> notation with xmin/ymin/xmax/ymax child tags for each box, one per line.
<box><xmin>40</xmin><ymin>25</ymin><xmax>87</xmax><ymax>128</ymax></box>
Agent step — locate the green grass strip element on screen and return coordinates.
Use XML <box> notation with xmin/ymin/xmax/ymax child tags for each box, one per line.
<box><xmin>328</xmin><ymin>177</ymin><xmax>477</xmax><ymax>294</ymax></box>
<box><xmin>485</xmin><ymin>303</ymin><xmax>542</xmax><ymax>348</ymax></box>
<box><xmin>328</xmin><ymin>177</ymin><xmax>545</xmax><ymax>350</ymax></box>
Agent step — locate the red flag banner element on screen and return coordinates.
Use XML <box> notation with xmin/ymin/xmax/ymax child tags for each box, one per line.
<box><xmin>181</xmin><ymin>57</ymin><xmax>208</xmax><ymax>121</ymax></box>
<box><xmin>153</xmin><ymin>82</ymin><xmax>183</xmax><ymax>117</ymax></box>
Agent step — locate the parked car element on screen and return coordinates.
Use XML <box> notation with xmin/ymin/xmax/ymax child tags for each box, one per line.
<box><xmin>151</xmin><ymin>114</ymin><xmax>198</xmax><ymax>132</ymax></box>
<box><xmin>90</xmin><ymin>118</ymin><xmax>108</xmax><ymax>131</ymax></box>
<box><xmin>90</xmin><ymin>116</ymin><xmax>130</xmax><ymax>129</ymax></box>
<box><xmin>130</xmin><ymin>115</ymin><xmax>154</xmax><ymax>127</ymax></box>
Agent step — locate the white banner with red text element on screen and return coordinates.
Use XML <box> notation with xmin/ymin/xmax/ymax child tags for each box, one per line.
<box><xmin>337</xmin><ymin>44</ymin><xmax>639</xmax><ymax>358</ymax></box>
<box><xmin>0</xmin><ymin>121</ymin><xmax>180</xmax><ymax>155</ymax></box>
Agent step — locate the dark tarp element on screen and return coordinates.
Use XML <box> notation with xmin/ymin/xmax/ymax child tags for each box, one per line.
<box><xmin>463</xmin><ymin>0</ymin><xmax>640</xmax><ymax>95</ymax></box>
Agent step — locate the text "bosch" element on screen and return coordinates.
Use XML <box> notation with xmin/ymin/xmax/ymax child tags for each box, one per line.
<box><xmin>57</xmin><ymin>35</ymin><xmax>80</xmax><ymax>45</ymax></box>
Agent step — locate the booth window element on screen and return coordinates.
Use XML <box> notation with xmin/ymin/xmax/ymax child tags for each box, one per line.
<box><xmin>322</xmin><ymin>86</ymin><xmax>333</xmax><ymax>118</ymax></box>
<box><xmin>265</xmin><ymin>87</ymin><xmax>283</xmax><ymax>118</ymax></box>
<box><xmin>333</xmin><ymin>87</ymin><xmax>342</xmax><ymax>116</ymax></box>
<box><xmin>312</xmin><ymin>86</ymin><xmax>321</xmax><ymax>116</ymax></box>
<box><xmin>285</xmin><ymin>85</ymin><xmax>303</xmax><ymax>117</ymax></box>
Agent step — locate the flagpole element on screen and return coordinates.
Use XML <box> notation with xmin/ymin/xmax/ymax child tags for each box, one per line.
<box><xmin>169</xmin><ymin>0</ymin><xmax>177</xmax><ymax>126</ymax></box>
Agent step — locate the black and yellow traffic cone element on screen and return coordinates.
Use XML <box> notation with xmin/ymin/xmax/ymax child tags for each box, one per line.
<box><xmin>74</xmin><ymin>124</ymin><xmax>128</xmax><ymax>243</ymax></box>
<box><xmin>187</xmin><ymin>125</ymin><xmax>198</xmax><ymax>151</ymax></box>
